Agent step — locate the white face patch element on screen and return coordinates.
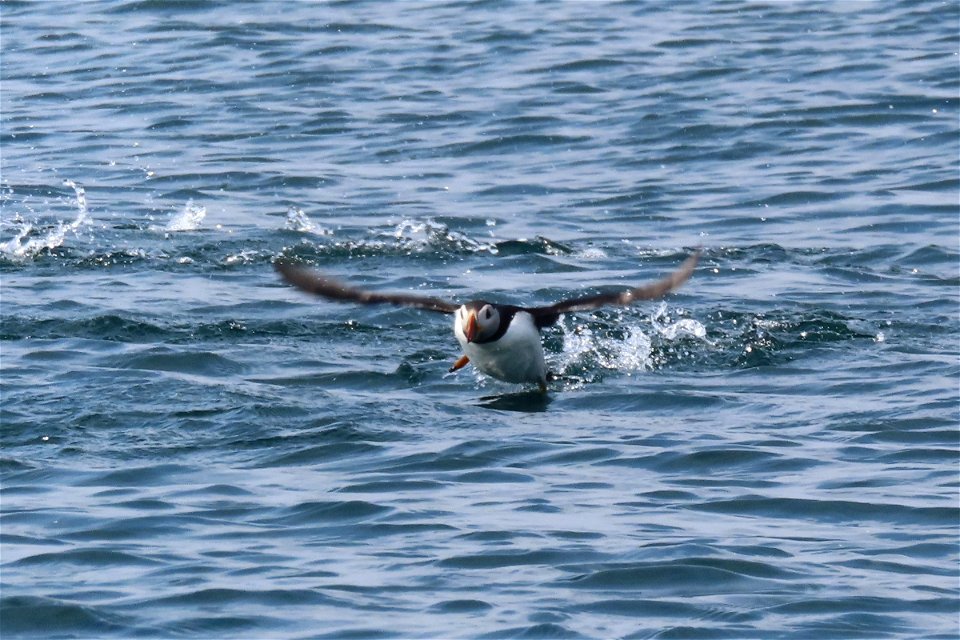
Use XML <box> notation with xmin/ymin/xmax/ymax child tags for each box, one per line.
<box><xmin>455</xmin><ymin>303</ymin><xmax>500</xmax><ymax>343</ymax></box>
<box><xmin>476</xmin><ymin>304</ymin><xmax>499</xmax><ymax>340</ymax></box>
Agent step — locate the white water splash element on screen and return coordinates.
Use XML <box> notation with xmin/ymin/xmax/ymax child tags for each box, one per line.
<box><xmin>0</xmin><ymin>180</ymin><xmax>92</xmax><ymax>260</ymax></box>
<box><xmin>285</xmin><ymin>206</ymin><xmax>331</xmax><ymax>235</ymax></box>
<box><xmin>554</xmin><ymin>318</ymin><xmax>654</xmax><ymax>378</ymax></box>
<box><xmin>164</xmin><ymin>200</ymin><xmax>206</xmax><ymax>232</ymax></box>
<box><xmin>222</xmin><ymin>249</ymin><xmax>259</xmax><ymax>266</ymax></box>
<box><xmin>62</xmin><ymin>179</ymin><xmax>89</xmax><ymax>222</ymax></box>
<box><xmin>551</xmin><ymin>304</ymin><xmax>709</xmax><ymax>385</ymax></box>
<box><xmin>577</xmin><ymin>247</ymin><xmax>608</xmax><ymax>260</ymax></box>
<box><xmin>650</xmin><ymin>303</ymin><xmax>708</xmax><ymax>341</ymax></box>
<box><xmin>388</xmin><ymin>218</ymin><xmax>497</xmax><ymax>254</ymax></box>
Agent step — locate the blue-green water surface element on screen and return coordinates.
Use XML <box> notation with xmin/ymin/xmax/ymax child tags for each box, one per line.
<box><xmin>2</xmin><ymin>1</ymin><xmax>958</xmax><ymax>638</ymax></box>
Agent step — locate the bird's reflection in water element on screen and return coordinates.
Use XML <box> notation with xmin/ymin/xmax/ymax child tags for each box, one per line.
<box><xmin>477</xmin><ymin>390</ymin><xmax>552</xmax><ymax>413</ymax></box>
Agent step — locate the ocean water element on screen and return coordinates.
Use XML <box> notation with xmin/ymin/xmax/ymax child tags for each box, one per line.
<box><xmin>1</xmin><ymin>1</ymin><xmax>958</xmax><ymax>638</ymax></box>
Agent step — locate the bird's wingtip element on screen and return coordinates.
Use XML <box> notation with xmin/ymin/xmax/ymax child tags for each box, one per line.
<box><xmin>680</xmin><ymin>247</ymin><xmax>702</xmax><ymax>276</ymax></box>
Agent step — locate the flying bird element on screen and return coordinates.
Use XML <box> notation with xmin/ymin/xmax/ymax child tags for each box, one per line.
<box><xmin>275</xmin><ymin>251</ymin><xmax>699</xmax><ymax>392</ymax></box>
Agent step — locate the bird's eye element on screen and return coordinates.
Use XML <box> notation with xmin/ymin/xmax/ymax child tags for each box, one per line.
<box><xmin>484</xmin><ymin>307</ymin><xmax>492</xmax><ymax>319</ymax></box>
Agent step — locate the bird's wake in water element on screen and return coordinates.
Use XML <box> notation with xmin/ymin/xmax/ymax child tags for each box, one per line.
<box><xmin>549</xmin><ymin>304</ymin><xmax>707</xmax><ymax>388</ymax></box>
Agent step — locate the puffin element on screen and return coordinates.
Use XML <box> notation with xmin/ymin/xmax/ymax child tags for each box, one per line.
<box><xmin>275</xmin><ymin>251</ymin><xmax>699</xmax><ymax>392</ymax></box>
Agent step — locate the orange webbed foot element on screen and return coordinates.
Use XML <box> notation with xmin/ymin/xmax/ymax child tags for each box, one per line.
<box><xmin>449</xmin><ymin>355</ymin><xmax>470</xmax><ymax>373</ymax></box>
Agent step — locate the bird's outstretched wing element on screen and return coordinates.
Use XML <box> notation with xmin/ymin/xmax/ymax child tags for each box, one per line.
<box><xmin>275</xmin><ymin>262</ymin><xmax>458</xmax><ymax>314</ymax></box>
<box><xmin>527</xmin><ymin>250</ymin><xmax>700</xmax><ymax>328</ymax></box>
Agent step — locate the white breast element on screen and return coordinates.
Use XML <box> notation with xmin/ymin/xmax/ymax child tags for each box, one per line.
<box><xmin>454</xmin><ymin>311</ymin><xmax>546</xmax><ymax>386</ymax></box>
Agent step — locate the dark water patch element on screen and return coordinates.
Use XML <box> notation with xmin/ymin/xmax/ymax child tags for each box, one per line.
<box><xmin>691</xmin><ymin>495</ymin><xmax>959</xmax><ymax>526</ymax></box>
<box><xmin>598</xmin><ymin>445</ymin><xmax>788</xmax><ymax>474</ymax></box>
<box><xmin>311</xmin><ymin>629</ymin><xmax>398</xmax><ymax>640</ymax></box>
<box><xmin>649</xmin><ymin>448</ymin><xmax>791</xmax><ymax>474</ymax></box>
<box><xmin>656</xmin><ymin>36</ymin><xmax>728</xmax><ymax>49</ymax></box>
<box><xmin>788</xmin><ymin>613</ymin><xmax>916</xmax><ymax>639</ymax></box>
<box><xmin>261</xmin><ymin>500</ymin><xmax>392</xmax><ymax>526</ymax></box>
<box><xmin>20</xmin><ymin>347</ymin><xmax>91</xmax><ymax>362</ymax></box>
<box><xmin>534</xmin><ymin>447</ymin><xmax>621</xmax><ymax>466</ymax></box>
<box><xmin>250</xmin><ymin>369</ymin><xmax>414</xmax><ymax>392</ymax></box>
<box><xmin>0</xmin><ymin>533</ymin><xmax>64</xmax><ymax>547</ymax></box>
<box><xmin>106</xmin><ymin>0</ymin><xmax>226</xmax><ymax>14</ymax></box>
<box><xmin>382</xmin><ymin>446</ymin><xmax>512</xmax><ymax>474</ymax></box>
<box><xmin>557</xmin><ymin>390</ymin><xmax>727</xmax><ymax>413</ymax></box>
<box><xmin>537</xmin><ymin>57</ymin><xmax>627</xmax><ymax>73</ymax></box>
<box><xmin>287</xmin><ymin>568</ymin><xmax>339</xmax><ymax>580</ymax></box>
<box><xmin>876</xmin><ymin>447</ymin><xmax>958</xmax><ymax>464</ymax></box>
<box><xmin>823</xmin><ymin>402</ymin><xmax>956</xmax><ymax>443</ymax></box>
<box><xmin>641</xmin><ymin>625</ymin><xmax>768</xmax><ymax>639</ymax></box>
<box><xmin>894</xmin><ymin>177</ymin><xmax>959</xmax><ymax>192</ymax></box>
<box><xmin>585</xmin><ymin>557</ymin><xmax>801</xmax><ymax>584</ymax></box>
<box><xmin>1</xmin><ymin>314</ymin><xmax>169</xmax><ymax>342</ymax></box>
<box><xmin>152</xmin><ymin>614</ymin><xmax>284</xmax><ymax>637</ymax></box>
<box><xmin>551</xmin><ymin>81</ymin><xmax>608</xmax><ymax>95</ymax></box>
<box><xmin>836</xmin><ymin>557</ymin><xmax>956</xmax><ymax>577</ymax></box>
<box><xmin>438</xmin><ymin>548</ymin><xmax>604</xmax><ymax>570</ymax></box>
<box><xmin>478</xmin><ymin>622</ymin><xmax>588</xmax><ymax>639</ymax></box>
<box><xmin>516</xmin><ymin>500</ymin><xmax>562</xmax><ymax>514</ymax></box>
<box><xmin>0</xmin><ymin>458</ymin><xmax>37</xmax><ymax>474</ymax></box>
<box><xmin>765</xmin><ymin>595</ymin><xmax>959</xmax><ymax>617</ymax></box>
<box><xmin>103</xmin><ymin>348</ymin><xmax>248</xmax><ymax>376</ymax></box>
<box><xmin>862</xmin><ymin>542</ymin><xmax>958</xmax><ymax>560</ymax></box>
<box><xmin>0</xmin><ymin>595</ymin><xmax>130</xmax><ymax>637</ymax></box>
<box><xmin>145</xmin><ymin>587</ymin><xmax>331</xmax><ymax>608</ymax></box>
<box><xmin>338</xmin><ymin>479</ymin><xmax>446</xmax><ymax>494</ymax></box>
<box><xmin>12</xmin><ymin>547</ymin><xmax>160</xmax><ymax>567</ymax></box>
<box><xmin>574</xmin><ymin>597</ymin><xmax>727</xmax><ymax>619</ymax></box>
<box><xmin>453</xmin><ymin>469</ymin><xmax>535</xmax><ymax>484</ymax></box>
<box><xmin>561</xmin><ymin>561</ymin><xmax>779</xmax><ymax>596</ymax></box>
<box><xmin>454</xmin><ymin>134</ymin><xmax>592</xmax><ymax>156</ymax></box>
<box><xmin>1</xmin><ymin>468</ymin><xmax>100</xmax><ymax>495</ymax></box>
<box><xmin>475</xmin><ymin>183</ymin><xmax>577</xmax><ymax>197</ymax></box>
<box><xmin>428</xmin><ymin>598</ymin><xmax>493</xmax><ymax>614</ymax></box>
<box><xmin>230</xmin><ymin>421</ymin><xmax>405</xmax><ymax>456</ymax></box>
<box><xmin>638</xmin><ymin>489</ymin><xmax>700</xmax><ymax>502</ymax></box>
<box><xmin>62</xmin><ymin>516</ymin><xmax>189</xmax><ymax>542</ymax></box>
<box><xmin>75</xmin><ymin>464</ymin><xmax>191</xmax><ymax>488</ymax></box>
<box><xmin>549</xmin><ymin>530</ymin><xmax>606</xmax><ymax>541</ymax></box>
<box><xmin>456</xmin><ymin>529</ymin><xmax>542</xmax><ymax>543</ymax></box>
<box><xmin>346</xmin><ymin>521</ymin><xmax>459</xmax><ymax>540</ymax></box>
<box><xmin>671</xmin><ymin>477</ymin><xmax>784</xmax><ymax>490</ymax></box>
<box><xmin>112</xmin><ymin>498</ymin><xmax>175</xmax><ymax>511</ymax></box>
<box><xmin>0</xmin><ymin>478</ymin><xmax>50</xmax><ymax>495</ymax></box>
<box><xmin>257</xmin><ymin>442</ymin><xmax>385</xmax><ymax>468</ymax></box>
<box><xmin>169</xmin><ymin>483</ymin><xmax>253</xmax><ymax>498</ymax></box>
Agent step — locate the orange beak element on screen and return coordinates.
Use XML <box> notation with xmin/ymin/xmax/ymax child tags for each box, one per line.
<box><xmin>463</xmin><ymin>311</ymin><xmax>478</xmax><ymax>343</ymax></box>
